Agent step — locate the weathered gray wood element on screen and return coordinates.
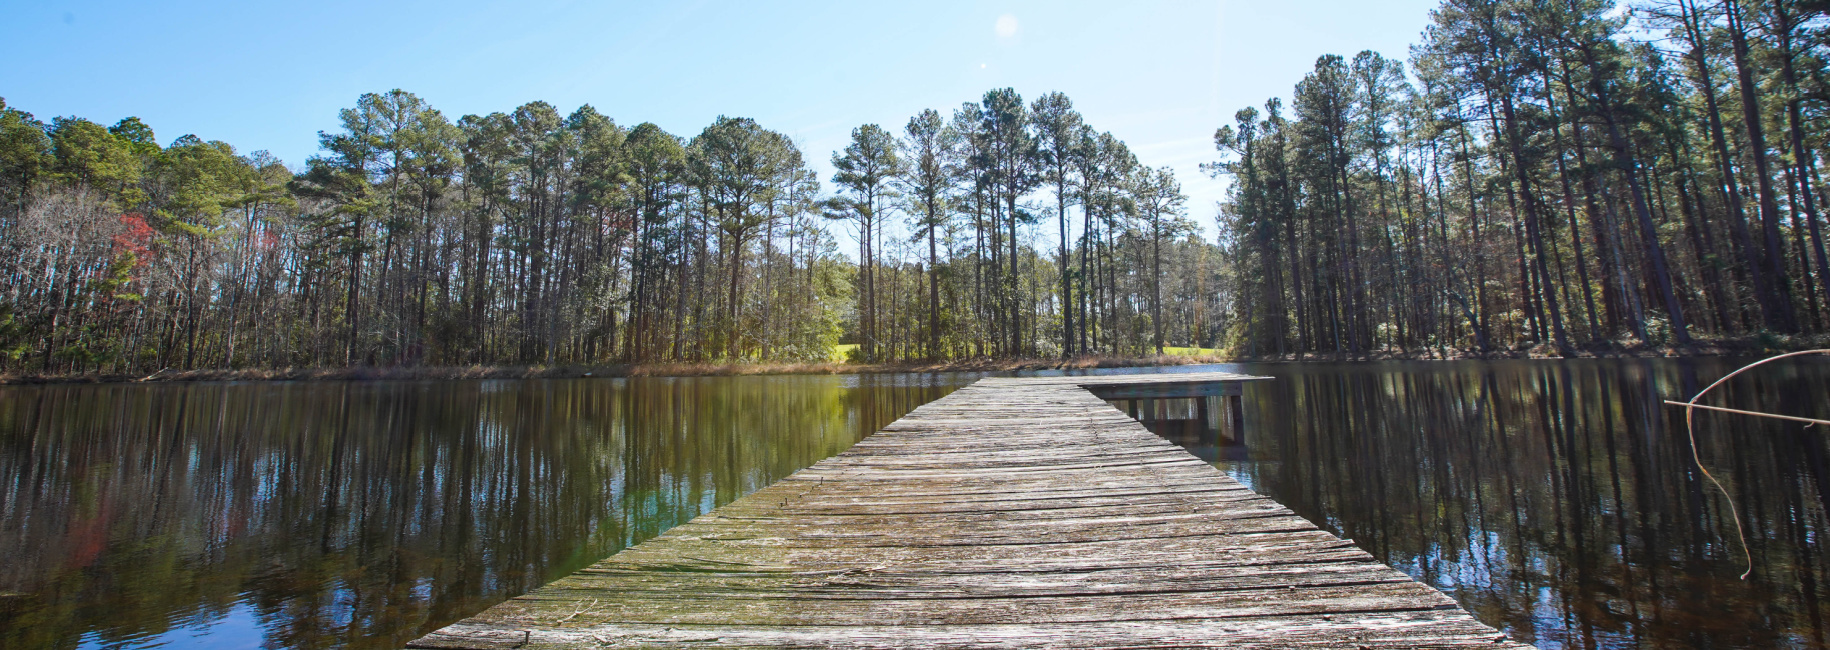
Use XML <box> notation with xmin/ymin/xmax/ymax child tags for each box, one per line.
<box><xmin>410</xmin><ymin>372</ymin><xmax>1528</xmax><ymax>649</ymax></box>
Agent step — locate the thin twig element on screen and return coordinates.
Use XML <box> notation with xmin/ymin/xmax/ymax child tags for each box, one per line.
<box><xmin>1660</xmin><ymin>400</ymin><xmax>1830</xmax><ymax>426</ymax></box>
<box><xmin>1671</xmin><ymin>349</ymin><xmax>1830</xmax><ymax>580</ymax></box>
<box><xmin>554</xmin><ymin>598</ymin><xmax>599</xmax><ymax>624</ymax></box>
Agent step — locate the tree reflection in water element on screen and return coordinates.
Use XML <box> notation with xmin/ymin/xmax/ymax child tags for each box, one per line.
<box><xmin>0</xmin><ymin>374</ymin><xmax>966</xmax><ymax>649</ymax></box>
<box><xmin>1211</xmin><ymin>359</ymin><xmax>1830</xmax><ymax>649</ymax></box>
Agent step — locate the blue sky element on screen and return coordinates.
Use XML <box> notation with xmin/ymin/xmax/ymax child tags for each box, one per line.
<box><xmin>4</xmin><ymin>0</ymin><xmax>1438</xmax><ymax>240</ymax></box>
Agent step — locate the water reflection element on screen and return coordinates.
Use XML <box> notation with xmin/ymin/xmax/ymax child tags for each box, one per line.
<box><xmin>0</xmin><ymin>374</ymin><xmax>966</xmax><ymax>649</ymax></box>
<box><xmin>1207</xmin><ymin>359</ymin><xmax>1830</xmax><ymax>649</ymax></box>
<box><xmin>1107</xmin><ymin>397</ymin><xmax>1250</xmax><ymax>462</ymax></box>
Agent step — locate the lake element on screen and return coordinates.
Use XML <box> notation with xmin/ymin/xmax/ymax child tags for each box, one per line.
<box><xmin>0</xmin><ymin>374</ymin><xmax>969</xmax><ymax>649</ymax></box>
<box><xmin>3</xmin><ymin>358</ymin><xmax>1828</xmax><ymax>648</ymax></box>
<box><xmin>1213</xmin><ymin>358</ymin><xmax>1830</xmax><ymax>649</ymax></box>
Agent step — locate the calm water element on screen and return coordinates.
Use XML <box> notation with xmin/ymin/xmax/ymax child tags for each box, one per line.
<box><xmin>0</xmin><ymin>374</ymin><xmax>970</xmax><ymax>649</ymax></box>
<box><xmin>4</xmin><ymin>360</ymin><xmax>1828</xmax><ymax>649</ymax></box>
<box><xmin>1198</xmin><ymin>358</ymin><xmax>1830</xmax><ymax>649</ymax></box>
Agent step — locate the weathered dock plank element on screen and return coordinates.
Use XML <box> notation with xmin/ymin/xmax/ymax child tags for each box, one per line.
<box><xmin>411</xmin><ymin>372</ymin><xmax>1528</xmax><ymax>648</ymax></box>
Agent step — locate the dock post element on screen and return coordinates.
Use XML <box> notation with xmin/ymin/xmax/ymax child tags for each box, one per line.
<box><xmin>1197</xmin><ymin>396</ymin><xmax>1214</xmax><ymax>447</ymax></box>
<box><xmin>1227</xmin><ymin>395</ymin><xmax>1246</xmax><ymax>443</ymax></box>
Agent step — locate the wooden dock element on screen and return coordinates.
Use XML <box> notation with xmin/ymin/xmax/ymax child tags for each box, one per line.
<box><xmin>411</xmin><ymin>372</ymin><xmax>1528</xmax><ymax>648</ymax></box>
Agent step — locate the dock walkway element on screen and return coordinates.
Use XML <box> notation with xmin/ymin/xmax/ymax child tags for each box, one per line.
<box><xmin>412</xmin><ymin>372</ymin><xmax>1527</xmax><ymax>648</ymax></box>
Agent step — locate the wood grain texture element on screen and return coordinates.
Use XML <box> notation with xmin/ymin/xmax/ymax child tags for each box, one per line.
<box><xmin>410</xmin><ymin>372</ymin><xmax>1529</xmax><ymax>649</ymax></box>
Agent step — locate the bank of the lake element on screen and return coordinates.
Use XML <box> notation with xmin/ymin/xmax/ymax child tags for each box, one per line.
<box><xmin>1229</xmin><ymin>332</ymin><xmax>1830</xmax><ymax>362</ymax></box>
<box><xmin>0</xmin><ymin>354</ymin><xmax>1228</xmax><ymax>385</ymax></box>
<box><xmin>7</xmin><ymin>334</ymin><xmax>1823</xmax><ymax>385</ymax></box>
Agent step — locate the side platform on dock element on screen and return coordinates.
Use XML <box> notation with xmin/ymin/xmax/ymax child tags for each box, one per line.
<box><xmin>412</xmin><ymin>372</ymin><xmax>1527</xmax><ymax>648</ymax></box>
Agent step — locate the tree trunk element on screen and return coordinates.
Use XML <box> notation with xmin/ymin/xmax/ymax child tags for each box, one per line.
<box><xmin>1726</xmin><ymin>0</ymin><xmax>1799</xmax><ymax>331</ymax></box>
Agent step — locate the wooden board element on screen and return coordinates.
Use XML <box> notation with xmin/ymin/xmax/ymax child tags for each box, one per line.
<box><xmin>411</xmin><ymin>372</ymin><xmax>1529</xmax><ymax>649</ymax></box>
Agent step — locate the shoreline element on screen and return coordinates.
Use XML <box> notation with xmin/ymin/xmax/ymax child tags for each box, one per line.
<box><xmin>2</xmin><ymin>338</ymin><xmax>1817</xmax><ymax>385</ymax></box>
<box><xmin>0</xmin><ymin>355</ymin><xmax>1227</xmax><ymax>386</ymax></box>
<box><xmin>1230</xmin><ymin>335</ymin><xmax>1825</xmax><ymax>363</ymax></box>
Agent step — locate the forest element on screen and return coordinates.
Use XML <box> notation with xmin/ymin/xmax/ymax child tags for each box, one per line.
<box><xmin>1212</xmin><ymin>0</ymin><xmax>1830</xmax><ymax>356</ymax></box>
<box><xmin>0</xmin><ymin>85</ymin><xmax>1226</xmax><ymax>374</ymax></box>
<box><xmin>4</xmin><ymin>0</ymin><xmax>1828</xmax><ymax>374</ymax></box>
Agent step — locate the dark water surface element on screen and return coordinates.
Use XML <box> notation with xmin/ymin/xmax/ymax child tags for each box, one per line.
<box><xmin>0</xmin><ymin>374</ymin><xmax>970</xmax><ymax>649</ymax></box>
<box><xmin>1190</xmin><ymin>358</ymin><xmax>1830</xmax><ymax>649</ymax></box>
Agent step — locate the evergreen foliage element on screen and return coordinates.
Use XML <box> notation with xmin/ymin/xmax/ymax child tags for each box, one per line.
<box><xmin>0</xmin><ymin>87</ymin><xmax>1217</xmax><ymax>373</ymax></box>
<box><xmin>1212</xmin><ymin>0</ymin><xmax>1830</xmax><ymax>355</ymax></box>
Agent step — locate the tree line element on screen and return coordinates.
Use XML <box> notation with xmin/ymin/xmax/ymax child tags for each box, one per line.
<box><xmin>0</xmin><ymin>87</ymin><xmax>1224</xmax><ymax>374</ymax></box>
<box><xmin>1212</xmin><ymin>0</ymin><xmax>1830</xmax><ymax>356</ymax></box>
